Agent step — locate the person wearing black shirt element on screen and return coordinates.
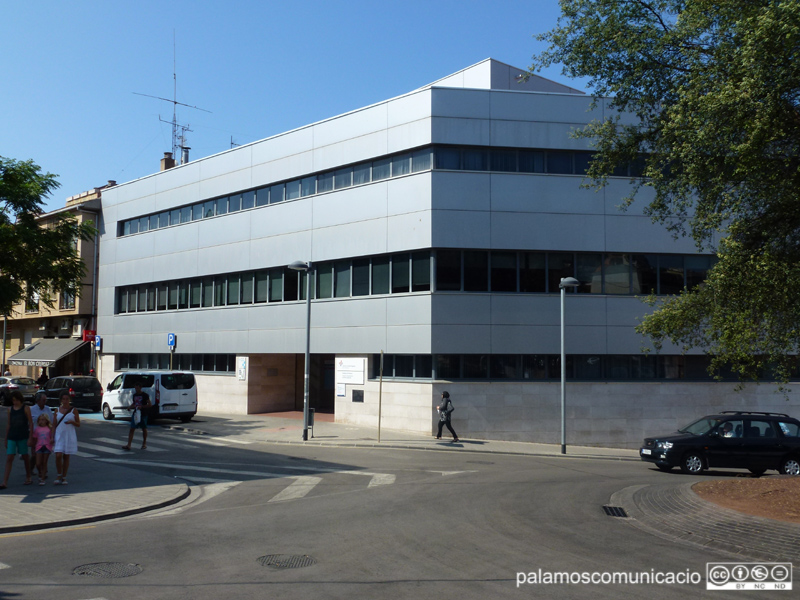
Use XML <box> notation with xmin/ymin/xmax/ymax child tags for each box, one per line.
<box><xmin>122</xmin><ymin>383</ymin><xmax>152</xmax><ymax>450</ymax></box>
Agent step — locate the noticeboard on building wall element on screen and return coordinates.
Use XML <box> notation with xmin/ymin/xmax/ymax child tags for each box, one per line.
<box><xmin>335</xmin><ymin>357</ymin><xmax>365</xmax><ymax>385</ymax></box>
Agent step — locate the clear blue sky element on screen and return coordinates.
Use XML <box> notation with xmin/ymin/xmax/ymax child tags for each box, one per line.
<box><xmin>2</xmin><ymin>0</ymin><xmax>580</xmax><ymax>211</ymax></box>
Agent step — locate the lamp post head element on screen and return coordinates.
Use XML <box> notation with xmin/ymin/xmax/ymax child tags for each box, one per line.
<box><xmin>559</xmin><ymin>277</ymin><xmax>580</xmax><ymax>289</ymax></box>
<box><xmin>288</xmin><ymin>260</ymin><xmax>312</xmax><ymax>272</ymax></box>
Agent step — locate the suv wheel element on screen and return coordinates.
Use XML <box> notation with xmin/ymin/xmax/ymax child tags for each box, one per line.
<box><xmin>680</xmin><ymin>452</ymin><xmax>705</xmax><ymax>474</ymax></box>
<box><xmin>780</xmin><ymin>456</ymin><xmax>800</xmax><ymax>476</ymax></box>
<box><xmin>102</xmin><ymin>403</ymin><xmax>115</xmax><ymax>421</ymax></box>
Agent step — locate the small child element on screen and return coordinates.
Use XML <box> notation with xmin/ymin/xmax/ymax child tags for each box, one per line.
<box><xmin>32</xmin><ymin>414</ymin><xmax>53</xmax><ymax>485</ymax></box>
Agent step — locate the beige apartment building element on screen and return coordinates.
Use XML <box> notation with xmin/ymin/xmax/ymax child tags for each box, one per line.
<box><xmin>2</xmin><ymin>183</ymin><xmax>111</xmax><ymax>379</ymax></box>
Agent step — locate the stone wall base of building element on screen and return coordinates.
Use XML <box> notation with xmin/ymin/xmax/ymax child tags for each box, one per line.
<box><xmin>337</xmin><ymin>377</ymin><xmax>800</xmax><ymax>449</ymax></box>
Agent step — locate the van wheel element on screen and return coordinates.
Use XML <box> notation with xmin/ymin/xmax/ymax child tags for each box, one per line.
<box><xmin>102</xmin><ymin>404</ymin><xmax>115</xmax><ymax>420</ymax></box>
<box><xmin>180</xmin><ymin>415</ymin><xmax>192</xmax><ymax>423</ymax></box>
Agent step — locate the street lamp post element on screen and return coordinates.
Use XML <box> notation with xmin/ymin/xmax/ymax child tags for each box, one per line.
<box><xmin>559</xmin><ymin>277</ymin><xmax>580</xmax><ymax>455</ymax></box>
<box><xmin>289</xmin><ymin>260</ymin><xmax>313</xmax><ymax>441</ymax></box>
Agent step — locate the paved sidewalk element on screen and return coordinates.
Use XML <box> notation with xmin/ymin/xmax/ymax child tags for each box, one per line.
<box><xmin>1</xmin><ymin>409</ymin><xmax>799</xmax><ymax>565</ymax></box>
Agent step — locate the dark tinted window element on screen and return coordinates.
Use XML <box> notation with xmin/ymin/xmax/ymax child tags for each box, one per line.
<box><xmin>161</xmin><ymin>373</ymin><xmax>196</xmax><ymax>390</ymax></box>
<box><xmin>122</xmin><ymin>374</ymin><xmax>155</xmax><ymax>389</ymax></box>
<box><xmin>69</xmin><ymin>378</ymin><xmax>102</xmax><ymax>391</ymax></box>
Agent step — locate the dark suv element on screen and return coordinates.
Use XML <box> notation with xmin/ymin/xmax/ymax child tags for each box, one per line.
<box><xmin>640</xmin><ymin>411</ymin><xmax>800</xmax><ymax>476</ymax></box>
<box><xmin>42</xmin><ymin>376</ymin><xmax>103</xmax><ymax>412</ymax></box>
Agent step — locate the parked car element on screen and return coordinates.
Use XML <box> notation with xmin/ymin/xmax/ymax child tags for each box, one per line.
<box><xmin>0</xmin><ymin>377</ymin><xmax>39</xmax><ymax>405</ymax></box>
<box><xmin>103</xmin><ymin>371</ymin><xmax>197</xmax><ymax>423</ymax></box>
<box><xmin>640</xmin><ymin>411</ymin><xmax>800</xmax><ymax>476</ymax></box>
<box><xmin>42</xmin><ymin>376</ymin><xmax>103</xmax><ymax>411</ymax></box>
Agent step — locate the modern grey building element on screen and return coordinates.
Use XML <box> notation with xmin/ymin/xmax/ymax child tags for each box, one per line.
<box><xmin>97</xmin><ymin>59</ymin><xmax>798</xmax><ymax>447</ymax></box>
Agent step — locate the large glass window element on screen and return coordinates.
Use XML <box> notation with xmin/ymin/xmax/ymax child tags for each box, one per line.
<box><xmin>547</xmin><ymin>253</ymin><xmax>574</xmax><ymax>294</ymax></box>
<box><xmin>353</xmin><ymin>164</ymin><xmax>370</xmax><ymax>186</ymax></box>
<box><xmin>227</xmin><ymin>275</ymin><xmax>240</xmax><ymax>305</ymax></box>
<box><xmin>242</xmin><ymin>190</ymin><xmax>256</xmax><ymax>210</ymax></box>
<box><xmin>317</xmin><ymin>172</ymin><xmax>333</xmax><ymax>193</ymax></box>
<box><xmin>269</xmin><ymin>269</ymin><xmax>283</xmax><ymax>302</ymax></box>
<box><xmin>284</xmin><ymin>269</ymin><xmax>299</xmax><ymax>301</ymax></box>
<box><xmin>603</xmin><ymin>254</ymin><xmax>631</xmax><ymax>294</ymax></box>
<box><xmin>317</xmin><ymin>263</ymin><xmax>333</xmax><ymax>299</ymax></box>
<box><xmin>686</xmin><ymin>255</ymin><xmax>713</xmax><ymax>289</ymax></box>
<box><xmin>334</xmin><ymin>167</ymin><xmax>352</xmax><ymax>190</ymax></box>
<box><xmin>229</xmin><ymin>193</ymin><xmax>242</xmax><ymax>212</ymax></box>
<box><xmin>463</xmin><ymin>149</ymin><xmax>488</xmax><ymax>171</ymax></box>
<box><xmin>214</xmin><ymin>276</ymin><xmax>226</xmax><ymax>306</ymax></box>
<box><xmin>659</xmin><ymin>255</ymin><xmax>685</xmax><ymax>294</ymax></box>
<box><xmin>435</xmin><ymin>147</ymin><xmax>461</xmax><ymax>170</ymax></box>
<box><xmin>202</xmin><ymin>277</ymin><xmax>214</xmax><ymax>307</ymax></box>
<box><xmin>411</xmin><ymin>252</ymin><xmax>431</xmax><ymax>292</ymax></box>
<box><xmin>180</xmin><ymin>206</ymin><xmax>191</xmax><ymax>223</ymax></box>
<box><xmin>203</xmin><ymin>200</ymin><xmax>216</xmax><ymax>218</ymax></box>
<box><xmin>464</xmin><ymin>251</ymin><xmax>488</xmax><ymax>292</ymax></box>
<box><xmin>436</xmin><ymin>355</ymin><xmax>461</xmax><ymax>379</ymax></box>
<box><xmin>491</xmin><ymin>355</ymin><xmax>519</xmax><ymax>378</ymax></box>
<box><xmin>576</xmin><ymin>253</ymin><xmax>602</xmax><ymax>294</ymax></box>
<box><xmin>139</xmin><ymin>216</ymin><xmax>149</xmax><ymax>232</ymax></box>
<box><xmin>216</xmin><ymin>197</ymin><xmax>228</xmax><ymax>216</ymax></box>
<box><xmin>352</xmin><ymin>258</ymin><xmax>370</xmax><ymax>296</ymax></box>
<box><xmin>285</xmin><ymin>180</ymin><xmax>301</xmax><ymax>200</ymax></box>
<box><xmin>372</xmin><ymin>257</ymin><xmax>390</xmax><ymax>294</ymax></box>
<box><xmin>463</xmin><ymin>355</ymin><xmax>489</xmax><ymax>378</ymax></box>
<box><xmin>411</xmin><ymin>149</ymin><xmax>431</xmax><ymax>172</ymax></box>
<box><xmin>178</xmin><ymin>281</ymin><xmax>189</xmax><ymax>309</ymax></box>
<box><xmin>391</xmin><ymin>155</ymin><xmax>410</xmax><ymax>177</ymax></box>
<box><xmin>491</xmin><ymin>150</ymin><xmax>517</xmax><ymax>172</ymax></box>
<box><xmin>547</xmin><ymin>152</ymin><xmax>573</xmax><ymax>174</ymax></box>
<box><xmin>137</xmin><ymin>286</ymin><xmax>146</xmax><ymax>312</ymax></box>
<box><xmin>335</xmin><ymin>260</ymin><xmax>351</xmax><ymax>297</ymax></box>
<box><xmin>372</xmin><ymin>158</ymin><xmax>391</xmax><ymax>181</ymax></box>
<box><xmin>632</xmin><ymin>254</ymin><xmax>657</xmax><ymax>294</ymax></box>
<box><xmin>391</xmin><ymin>254</ymin><xmax>410</xmax><ymax>294</ymax></box>
<box><xmin>168</xmin><ymin>282</ymin><xmax>178</xmax><ymax>310</ymax></box>
<box><xmin>157</xmin><ymin>285</ymin><xmax>167</xmax><ymax>310</ymax></box>
<box><xmin>300</xmin><ymin>176</ymin><xmax>316</xmax><ymax>197</ymax></box>
<box><xmin>491</xmin><ymin>252</ymin><xmax>517</xmax><ymax>292</ymax></box>
<box><xmin>146</xmin><ymin>286</ymin><xmax>156</xmax><ymax>311</ymax></box>
<box><xmin>255</xmin><ymin>187</ymin><xmax>269</xmax><ymax>207</ymax></box>
<box><xmin>519</xmin><ymin>150</ymin><xmax>545</xmax><ymax>173</ymax></box>
<box><xmin>520</xmin><ymin>252</ymin><xmax>546</xmax><ymax>293</ymax></box>
<box><xmin>241</xmin><ymin>273</ymin><xmax>254</xmax><ymax>303</ymax></box>
<box><xmin>255</xmin><ymin>271</ymin><xmax>268</xmax><ymax>303</ymax></box>
<box><xmin>270</xmin><ymin>183</ymin><xmax>284</xmax><ymax>204</ymax></box>
<box><xmin>436</xmin><ymin>250</ymin><xmax>461</xmax><ymax>291</ymax></box>
<box><xmin>192</xmin><ymin>203</ymin><xmax>204</xmax><ymax>221</ymax></box>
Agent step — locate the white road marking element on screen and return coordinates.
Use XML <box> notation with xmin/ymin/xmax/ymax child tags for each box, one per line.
<box><xmin>77</xmin><ymin>442</ymin><xmax>128</xmax><ymax>455</ymax></box>
<box><xmin>339</xmin><ymin>470</ymin><xmax>396</xmax><ymax>487</ymax></box>
<box><xmin>268</xmin><ymin>476</ymin><xmax>322</xmax><ymax>502</ymax></box>
<box><xmin>0</xmin><ymin>562</ymin><xmax>10</xmax><ymax>569</ymax></box>
<box><xmin>426</xmin><ymin>470</ymin><xmax>478</xmax><ymax>476</ymax></box>
<box><xmin>74</xmin><ymin>451</ymin><xmax>98</xmax><ymax>458</ymax></box>
<box><xmin>95</xmin><ymin>437</ymin><xmax>167</xmax><ymax>452</ymax></box>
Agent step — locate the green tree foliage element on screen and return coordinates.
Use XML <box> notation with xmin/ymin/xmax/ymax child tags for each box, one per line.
<box><xmin>0</xmin><ymin>157</ymin><xmax>96</xmax><ymax>316</ymax></box>
<box><xmin>533</xmin><ymin>0</ymin><xmax>800</xmax><ymax>382</ymax></box>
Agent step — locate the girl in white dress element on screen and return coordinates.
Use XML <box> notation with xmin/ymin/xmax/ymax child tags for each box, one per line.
<box><xmin>53</xmin><ymin>392</ymin><xmax>80</xmax><ymax>485</ymax></box>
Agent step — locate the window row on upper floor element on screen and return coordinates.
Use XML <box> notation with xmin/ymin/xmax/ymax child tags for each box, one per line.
<box><xmin>117</xmin><ymin>145</ymin><xmax>645</xmax><ymax>237</ymax></box>
<box><xmin>114</xmin><ymin>249</ymin><xmax>714</xmax><ymax>315</ymax></box>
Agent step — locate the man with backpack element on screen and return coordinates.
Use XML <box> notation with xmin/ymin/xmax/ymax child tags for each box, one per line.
<box><xmin>435</xmin><ymin>391</ymin><xmax>459</xmax><ymax>442</ymax></box>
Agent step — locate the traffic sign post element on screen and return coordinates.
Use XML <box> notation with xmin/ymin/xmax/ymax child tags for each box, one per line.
<box><xmin>168</xmin><ymin>333</ymin><xmax>176</xmax><ymax>369</ymax></box>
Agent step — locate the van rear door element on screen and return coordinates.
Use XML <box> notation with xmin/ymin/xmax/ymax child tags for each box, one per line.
<box><xmin>158</xmin><ymin>373</ymin><xmax>196</xmax><ymax>415</ymax></box>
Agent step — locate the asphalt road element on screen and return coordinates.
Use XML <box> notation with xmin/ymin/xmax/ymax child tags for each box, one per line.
<box><xmin>0</xmin><ymin>416</ymin><xmax>774</xmax><ymax>599</ymax></box>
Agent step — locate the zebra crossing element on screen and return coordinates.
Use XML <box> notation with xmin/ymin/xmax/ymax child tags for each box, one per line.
<box><xmin>78</xmin><ymin>431</ymin><xmax>399</xmax><ymax>504</ymax></box>
<box><xmin>73</xmin><ymin>432</ymin><xmax>247</xmax><ymax>458</ymax></box>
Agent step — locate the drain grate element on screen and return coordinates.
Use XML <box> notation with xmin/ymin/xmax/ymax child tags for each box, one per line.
<box><xmin>602</xmin><ymin>505</ymin><xmax>628</xmax><ymax>518</ymax></box>
<box><xmin>73</xmin><ymin>563</ymin><xmax>143</xmax><ymax>578</ymax></box>
<box><xmin>258</xmin><ymin>554</ymin><xmax>317</xmax><ymax>569</ymax></box>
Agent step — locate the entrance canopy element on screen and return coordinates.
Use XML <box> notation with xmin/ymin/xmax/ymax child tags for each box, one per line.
<box><xmin>8</xmin><ymin>338</ymin><xmax>88</xmax><ymax>367</ymax></box>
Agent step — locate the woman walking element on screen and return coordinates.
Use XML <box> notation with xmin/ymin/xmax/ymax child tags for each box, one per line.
<box><xmin>1</xmin><ymin>391</ymin><xmax>33</xmax><ymax>489</ymax></box>
<box><xmin>53</xmin><ymin>392</ymin><xmax>80</xmax><ymax>485</ymax></box>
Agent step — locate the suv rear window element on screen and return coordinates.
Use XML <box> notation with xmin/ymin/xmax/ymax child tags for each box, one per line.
<box><xmin>161</xmin><ymin>373</ymin><xmax>195</xmax><ymax>390</ymax></box>
<box><xmin>70</xmin><ymin>378</ymin><xmax>102</xmax><ymax>392</ymax></box>
<box><xmin>123</xmin><ymin>374</ymin><xmax>156</xmax><ymax>389</ymax></box>
<box><xmin>778</xmin><ymin>422</ymin><xmax>800</xmax><ymax>437</ymax></box>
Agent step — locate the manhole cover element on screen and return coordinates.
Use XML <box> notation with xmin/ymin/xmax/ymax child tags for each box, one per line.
<box><xmin>73</xmin><ymin>563</ymin><xmax>143</xmax><ymax>578</ymax></box>
<box><xmin>257</xmin><ymin>554</ymin><xmax>317</xmax><ymax>569</ymax></box>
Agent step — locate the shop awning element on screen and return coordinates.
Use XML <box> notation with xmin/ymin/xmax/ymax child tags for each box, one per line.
<box><xmin>7</xmin><ymin>338</ymin><xmax>88</xmax><ymax>367</ymax></box>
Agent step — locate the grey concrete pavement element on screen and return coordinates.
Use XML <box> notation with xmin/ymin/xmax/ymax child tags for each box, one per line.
<box><xmin>2</xmin><ymin>409</ymin><xmax>799</xmax><ymax>566</ymax></box>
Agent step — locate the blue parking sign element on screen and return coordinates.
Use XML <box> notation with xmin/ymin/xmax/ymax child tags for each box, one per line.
<box><xmin>94</xmin><ymin>335</ymin><xmax>102</xmax><ymax>351</ymax></box>
<box><xmin>168</xmin><ymin>333</ymin><xmax>176</xmax><ymax>349</ymax></box>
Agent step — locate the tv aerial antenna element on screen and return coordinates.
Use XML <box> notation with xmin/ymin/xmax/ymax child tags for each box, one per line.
<box><xmin>133</xmin><ymin>34</ymin><xmax>211</xmax><ymax>164</ymax></box>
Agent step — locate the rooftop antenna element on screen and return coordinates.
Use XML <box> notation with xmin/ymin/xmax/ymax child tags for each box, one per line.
<box><xmin>133</xmin><ymin>32</ymin><xmax>211</xmax><ymax>164</ymax></box>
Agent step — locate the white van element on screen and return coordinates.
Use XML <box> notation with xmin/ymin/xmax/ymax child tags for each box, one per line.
<box><xmin>103</xmin><ymin>371</ymin><xmax>197</xmax><ymax>423</ymax></box>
